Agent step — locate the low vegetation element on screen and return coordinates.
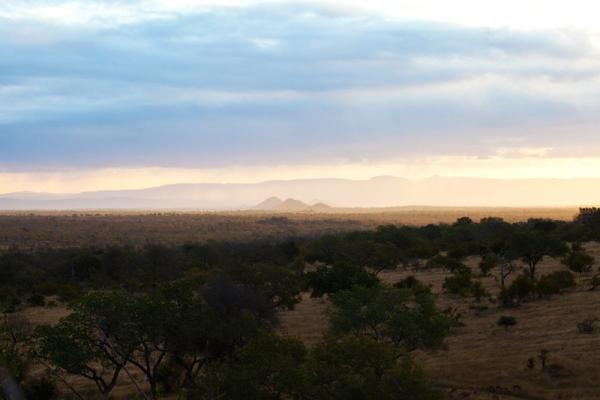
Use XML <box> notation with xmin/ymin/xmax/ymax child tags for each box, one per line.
<box><xmin>2</xmin><ymin>207</ymin><xmax>600</xmax><ymax>398</ymax></box>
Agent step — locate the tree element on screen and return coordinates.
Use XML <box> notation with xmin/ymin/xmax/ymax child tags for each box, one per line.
<box><xmin>511</xmin><ymin>229</ymin><xmax>567</xmax><ymax>279</ymax></box>
<box><xmin>198</xmin><ymin>332</ymin><xmax>307</xmax><ymax>400</ymax></box>
<box><xmin>478</xmin><ymin>254</ymin><xmax>496</xmax><ymax>277</ymax></box>
<box><xmin>1</xmin><ymin>314</ymin><xmax>30</xmax><ymax>399</ymax></box>
<box><xmin>224</xmin><ymin>262</ymin><xmax>303</xmax><ymax>309</ymax></box>
<box><xmin>34</xmin><ymin>292</ymin><xmax>135</xmax><ymax>399</ymax></box>
<box><xmin>328</xmin><ymin>284</ymin><xmax>450</xmax><ymax>352</ymax></box>
<box><xmin>443</xmin><ymin>266</ymin><xmax>489</xmax><ymax>301</ymax></box>
<box><xmin>536</xmin><ymin>271</ymin><xmax>575</xmax><ymax>298</ymax></box>
<box><xmin>306</xmin><ymin>335</ymin><xmax>439</xmax><ymax>400</ymax></box>
<box><xmin>425</xmin><ymin>255</ymin><xmax>464</xmax><ymax>272</ymax></box>
<box><xmin>503</xmin><ymin>274</ymin><xmax>536</xmax><ymax>305</ymax></box>
<box><xmin>562</xmin><ymin>243</ymin><xmax>595</xmax><ymax>274</ymax></box>
<box><xmin>575</xmin><ymin>208</ymin><xmax>600</xmax><ymax>233</ymax></box>
<box><xmin>305</xmin><ymin>262</ymin><xmax>379</xmax><ymax>298</ymax></box>
<box><xmin>443</xmin><ymin>266</ymin><xmax>474</xmax><ymax>297</ymax></box>
<box><xmin>394</xmin><ymin>276</ymin><xmax>432</xmax><ymax>295</ymax></box>
<box><xmin>483</xmin><ymin>239</ymin><xmax>519</xmax><ymax>290</ymax></box>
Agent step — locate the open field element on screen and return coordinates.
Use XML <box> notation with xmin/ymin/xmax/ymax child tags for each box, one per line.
<box><xmin>0</xmin><ymin>207</ymin><xmax>578</xmax><ymax>249</ymax></box>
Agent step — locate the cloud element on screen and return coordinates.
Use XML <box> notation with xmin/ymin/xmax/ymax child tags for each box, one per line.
<box><xmin>1</xmin><ymin>1</ymin><xmax>600</xmax><ymax>176</ymax></box>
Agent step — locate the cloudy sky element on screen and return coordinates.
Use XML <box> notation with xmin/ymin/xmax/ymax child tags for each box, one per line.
<box><xmin>2</xmin><ymin>0</ymin><xmax>600</xmax><ymax>193</ymax></box>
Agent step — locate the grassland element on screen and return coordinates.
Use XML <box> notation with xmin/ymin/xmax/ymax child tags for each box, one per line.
<box><xmin>280</xmin><ymin>243</ymin><xmax>600</xmax><ymax>400</ymax></box>
<box><xmin>0</xmin><ymin>207</ymin><xmax>578</xmax><ymax>249</ymax></box>
<box><xmin>4</xmin><ymin>207</ymin><xmax>596</xmax><ymax>399</ymax></box>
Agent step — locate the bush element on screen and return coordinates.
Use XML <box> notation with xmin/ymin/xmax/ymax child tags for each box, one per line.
<box><xmin>478</xmin><ymin>254</ymin><xmax>497</xmax><ymax>276</ymax></box>
<box><xmin>197</xmin><ymin>332</ymin><xmax>307</xmax><ymax>400</ymax></box>
<box><xmin>497</xmin><ymin>316</ymin><xmax>517</xmax><ymax>330</ymax></box>
<box><xmin>537</xmin><ymin>271</ymin><xmax>575</xmax><ymax>298</ymax></box>
<box><xmin>562</xmin><ymin>245</ymin><xmax>594</xmax><ymax>274</ymax></box>
<box><xmin>443</xmin><ymin>267</ymin><xmax>473</xmax><ymax>297</ymax></box>
<box><xmin>426</xmin><ymin>255</ymin><xmax>464</xmax><ymax>272</ymax></box>
<box><xmin>506</xmin><ymin>274</ymin><xmax>536</xmax><ymax>304</ymax></box>
<box><xmin>0</xmin><ymin>286</ymin><xmax>21</xmax><ymax>313</ymax></box>
<box><xmin>470</xmin><ymin>281</ymin><xmax>489</xmax><ymax>302</ymax></box>
<box><xmin>329</xmin><ymin>285</ymin><xmax>450</xmax><ymax>351</ymax></box>
<box><xmin>305</xmin><ymin>262</ymin><xmax>379</xmax><ymax>298</ymax></box>
<box><xmin>33</xmin><ymin>283</ymin><xmax>61</xmax><ymax>296</ymax></box>
<box><xmin>27</xmin><ymin>293</ymin><xmax>46</xmax><ymax>307</ymax></box>
<box><xmin>307</xmin><ymin>335</ymin><xmax>440</xmax><ymax>400</ymax></box>
<box><xmin>562</xmin><ymin>243</ymin><xmax>595</xmax><ymax>274</ymax></box>
<box><xmin>55</xmin><ymin>283</ymin><xmax>83</xmax><ymax>303</ymax></box>
<box><xmin>526</xmin><ymin>357</ymin><xmax>536</xmax><ymax>370</ymax></box>
<box><xmin>443</xmin><ymin>267</ymin><xmax>489</xmax><ymax>300</ymax></box>
<box><xmin>23</xmin><ymin>376</ymin><xmax>58</xmax><ymax>400</ymax></box>
<box><xmin>577</xmin><ymin>318</ymin><xmax>598</xmax><ymax>334</ymax></box>
<box><xmin>394</xmin><ymin>276</ymin><xmax>431</xmax><ymax>295</ymax></box>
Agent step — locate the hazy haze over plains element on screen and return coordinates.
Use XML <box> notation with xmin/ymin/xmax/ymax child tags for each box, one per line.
<box><xmin>2</xmin><ymin>0</ymin><xmax>600</xmax><ymax>205</ymax></box>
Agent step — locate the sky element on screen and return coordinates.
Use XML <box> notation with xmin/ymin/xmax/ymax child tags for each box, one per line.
<box><xmin>2</xmin><ymin>0</ymin><xmax>600</xmax><ymax>193</ymax></box>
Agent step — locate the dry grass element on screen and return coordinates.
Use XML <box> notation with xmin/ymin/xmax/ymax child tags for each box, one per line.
<box><xmin>280</xmin><ymin>243</ymin><xmax>600</xmax><ymax>400</ymax></box>
<box><xmin>8</xmin><ymin>210</ymin><xmax>596</xmax><ymax>399</ymax></box>
<box><xmin>0</xmin><ymin>207</ymin><xmax>578</xmax><ymax>249</ymax></box>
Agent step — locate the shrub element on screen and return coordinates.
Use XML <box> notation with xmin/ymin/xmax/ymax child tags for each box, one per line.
<box><xmin>305</xmin><ymin>262</ymin><xmax>379</xmax><ymax>298</ymax></box>
<box><xmin>497</xmin><ymin>316</ymin><xmax>517</xmax><ymax>330</ymax></box>
<box><xmin>470</xmin><ymin>281</ymin><xmax>489</xmax><ymax>302</ymax></box>
<box><xmin>33</xmin><ymin>283</ymin><xmax>61</xmax><ymax>296</ymax></box>
<box><xmin>443</xmin><ymin>267</ymin><xmax>489</xmax><ymax>300</ymax></box>
<box><xmin>27</xmin><ymin>294</ymin><xmax>45</xmax><ymax>307</ymax></box>
<box><xmin>55</xmin><ymin>283</ymin><xmax>83</xmax><ymax>303</ymax></box>
<box><xmin>307</xmin><ymin>335</ymin><xmax>440</xmax><ymax>400</ymax></box>
<box><xmin>526</xmin><ymin>358</ymin><xmax>536</xmax><ymax>370</ymax></box>
<box><xmin>506</xmin><ymin>274</ymin><xmax>536</xmax><ymax>304</ymax></box>
<box><xmin>394</xmin><ymin>276</ymin><xmax>432</xmax><ymax>295</ymax></box>
<box><xmin>0</xmin><ymin>286</ymin><xmax>21</xmax><ymax>313</ymax></box>
<box><xmin>478</xmin><ymin>254</ymin><xmax>497</xmax><ymax>276</ymax></box>
<box><xmin>198</xmin><ymin>332</ymin><xmax>307</xmax><ymax>400</ymax></box>
<box><xmin>329</xmin><ymin>285</ymin><xmax>451</xmax><ymax>351</ymax></box>
<box><xmin>537</xmin><ymin>271</ymin><xmax>575</xmax><ymax>298</ymax></box>
<box><xmin>443</xmin><ymin>307</ymin><xmax>464</xmax><ymax>327</ymax></box>
<box><xmin>426</xmin><ymin>255</ymin><xmax>464</xmax><ymax>272</ymax></box>
<box><xmin>562</xmin><ymin>245</ymin><xmax>595</xmax><ymax>274</ymax></box>
<box><xmin>577</xmin><ymin>318</ymin><xmax>598</xmax><ymax>334</ymax></box>
<box><xmin>538</xmin><ymin>349</ymin><xmax>549</xmax><ymax>371</ymax></box>
<box><xmin>23</xmin><ymin>376</ymin><xmax>58</xmax><ymax>400</ymax></box>
<box><xmin>443</xmin><ymin>267</ymin><xmax>473</xmax><ymax>297</ymax></box>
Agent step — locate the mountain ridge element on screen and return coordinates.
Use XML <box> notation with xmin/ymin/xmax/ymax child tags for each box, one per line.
<box><xmin>1</xmin><ymin>176</ymin><xmax>600</xmax><ymax>209</ymax></box>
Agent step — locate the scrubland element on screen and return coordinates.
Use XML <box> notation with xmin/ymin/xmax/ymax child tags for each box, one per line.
<box><xmin>0</xmin><ymin>207</ymin><xmax>577</xmax><ymax>249</ymax></box>
<box><xmin>2</xmin><ymin>208</ymin><xmax>600</xmax><ymax>400</ymax></box>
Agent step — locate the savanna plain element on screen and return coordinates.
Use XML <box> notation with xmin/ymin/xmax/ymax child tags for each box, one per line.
<box><xmin>2</xmin><ymin>207</ymin><xmax>600</xmax><ymax>400</ymax></box>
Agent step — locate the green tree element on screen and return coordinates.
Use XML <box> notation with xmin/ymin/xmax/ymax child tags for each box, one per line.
<box><xmin>562</xmin><ymin>243</ymin><xmax>595</xmax><ymax>274</ymax></box>
<box><xmin>305</xmin><ymin>262</ymin><xmax>379</xmax><ymax>298</ymax></box>
<box><xmin>536</xmin><ymin>271</ymin><xmax>575</xmax><ymax>298</ymax></box>
<box><xmin>34</xmin><ymin>292</ymin><xmax>135</xmax><ymax>399</ymax></box>
<box><xmin>511</xmin><ymin>229</ymin><xmax>567</xmax><ymax>280</ymax></box>
<box><xmin>1</xmin><ymin>314</ymin><xmax>30</xmax><ymax>399</ymax></box>
<box><xmin>306</xmin><ymin>335</ymin><xmax>439</xmax><ymax>400</ymax></box>
<box><xmin>329</xmin><ymin>284</ymin><xmax>450</xmax><ymax>352</ymax></box>
<box><xmin>224</xmin><ymin>262</ymin><xmax>303</xmax><ymax>309</ymax></box>
<box><xmin>198</xmin><ymin>332</ymin><xmax>307</xmax><ymax>400</ymax></box>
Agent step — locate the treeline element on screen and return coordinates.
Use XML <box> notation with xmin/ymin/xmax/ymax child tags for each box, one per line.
<box><xmin>2</xmin><ymin>208</ymin><xmax>600</xmax><ymax>399</ymax></box>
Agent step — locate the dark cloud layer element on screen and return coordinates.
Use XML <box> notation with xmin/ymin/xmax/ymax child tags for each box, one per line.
<box><xmin>1</xmin><ymin>1</ymin><xmax>599</xmax><ymax>170</ymax></box>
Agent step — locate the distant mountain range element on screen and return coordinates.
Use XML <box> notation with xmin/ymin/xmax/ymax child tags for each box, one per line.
<box><xmin>1</xmin><ymin>176</ymin><xmax>600</xmax><ymax>210</ymax></box>
<box><xmin>255</xmin><ymin>197</ymin><xmax>332</xmax><ymax>211</ymax></box>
